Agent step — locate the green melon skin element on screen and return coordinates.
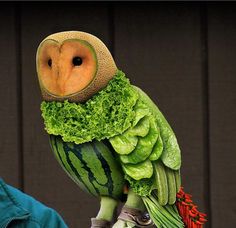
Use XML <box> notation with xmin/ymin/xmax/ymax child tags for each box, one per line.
<box><xmin>49</xmin><ymin>135</ymin><xmax>125</xmax><ymax>199</ymax></box>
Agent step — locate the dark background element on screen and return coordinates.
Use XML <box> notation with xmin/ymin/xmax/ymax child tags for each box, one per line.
<box><xmin>0</xmin><ymin>2</ymin><xmax>235</xmax><ymax>228</ymax></box>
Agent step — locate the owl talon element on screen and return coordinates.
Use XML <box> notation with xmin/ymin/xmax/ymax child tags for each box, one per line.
<box><xmin>117</xmin><ymin>206</ymin><xmax>155</xmax><ymax>228</ymax></box>
<box><xmin>91</xmin><ymin>218</ymin><xmax>111</xmax><ymax>228</ymax></box>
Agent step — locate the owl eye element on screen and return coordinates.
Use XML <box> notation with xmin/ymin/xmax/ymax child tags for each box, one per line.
<box><xmin>72</xmin><ymin>57</ymin><xmax>83</xmax><ymax>66</ymax></box>
<box><xmin>48</xmin><ymin>59</ymin><xmax>52</xmax><ymax>67</ymax></box>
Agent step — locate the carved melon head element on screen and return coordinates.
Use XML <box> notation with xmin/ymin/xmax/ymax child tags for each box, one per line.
<box><xmin>36</xmin><ymin>31</ymin><xmax>117</xmax><ymax>102</ymax></box>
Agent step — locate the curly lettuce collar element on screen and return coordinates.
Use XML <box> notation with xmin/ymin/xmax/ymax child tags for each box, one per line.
<box><xmin>41</xmin><ymin>70</ymin><xmax>139</xmax><ymax>144</ymax></box>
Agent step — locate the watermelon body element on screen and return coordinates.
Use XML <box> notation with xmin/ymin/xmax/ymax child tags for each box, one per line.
<box><xmin>49</xmin><ymin>135</ymin><xmax>125</xmax><ymax>199</ymax></box>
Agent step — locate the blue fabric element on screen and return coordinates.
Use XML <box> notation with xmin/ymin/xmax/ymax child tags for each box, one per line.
<box><xmin>0</xmin><ymin>179</ymin><xmax>68</xmax><ymax>228</ymax></box>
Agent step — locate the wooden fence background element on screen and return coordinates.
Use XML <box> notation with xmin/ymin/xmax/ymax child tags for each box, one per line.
<box><xmin>0</xmin><ymin>2</ymin><xmax>235</xmax><ymax>228</ymax></box>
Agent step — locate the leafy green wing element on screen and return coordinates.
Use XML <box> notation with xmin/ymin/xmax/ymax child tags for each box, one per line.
<box><xmin>109</xmin><ymin>99</ymin><xmax>158</xmax><ymax>177</ymax></box>
<box><xmin>108</xmin><ymin>86</ymin><xmax>182</xmax><ymax>205</ymax></box>
<box><xmin>133</xmin><ymin>86</ymin><xmax>182</xmax><ymax>170</ymax></box>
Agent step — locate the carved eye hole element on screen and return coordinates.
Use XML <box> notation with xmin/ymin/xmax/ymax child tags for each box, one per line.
<box><xmin>72</xmin><ymin>57</ymin><xmax>83</xmax><ymax>66</ymax></box>
<box><xmin>48</xmin><ymin>59</ymin><xmax>52</xmax><ymax>67</ymax></box>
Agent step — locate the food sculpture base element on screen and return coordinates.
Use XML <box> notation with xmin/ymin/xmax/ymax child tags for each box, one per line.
<box><xmin>36</xmin><ymin>31</ymin><xmax>207</xmax><ymax>228</ymax></box>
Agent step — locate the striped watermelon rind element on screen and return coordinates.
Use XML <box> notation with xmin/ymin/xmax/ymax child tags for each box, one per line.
<box><xmin>49</xmin><ymin>135</ymin><xmax>125</xmax><ymax>199</ymax></box>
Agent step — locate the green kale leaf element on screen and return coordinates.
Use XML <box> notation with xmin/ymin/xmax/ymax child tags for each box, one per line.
<box><xmin>41</xmin><ymin>70</ymin><xmax>139</xmax><ymax>144</ymax></box>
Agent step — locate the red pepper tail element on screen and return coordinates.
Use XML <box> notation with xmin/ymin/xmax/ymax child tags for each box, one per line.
<box><xmin>176</xmin><ymin>187</ymin><xmax>207</xmax><ymax>228</ymax></box>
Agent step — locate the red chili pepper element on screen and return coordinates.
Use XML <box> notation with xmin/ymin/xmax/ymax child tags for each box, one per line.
<box><xmin>176</xmin><ymin>187</ymin><xmax>207</xmax><ymax>228</ymax></box>
<box><xmin>195</xmin><ymin>220</ymin><xmax>204</xmax><ymax>225</ymax></box>
<box><xmin>199</xmin><ymin>212</ymin><xmax>207</xmax><ymax>217</ymax></box>
<box><xmin>189</xmin><ymin>210</ymin><xmax>197</xmax><ymax>217</ymax></box>
<box><xmin>198</xmin><ymin>217</ymin><xmax>207</xmax><ymax>222</ymax></box>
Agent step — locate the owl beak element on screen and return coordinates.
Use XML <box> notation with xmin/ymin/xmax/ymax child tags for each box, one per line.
<box><xmin>55</xmin><ymin>56</ymin><xmax>74</xmax><ymax>97</ymax></box>
<box><xmin>56</xmin><ymin>69</ymin><xmax>71</xmax><ymax>97</ymax></box>
<box><xmin>56</xmin><ymin>79</ymin><xmax>66</xmax><ymax>97</ymax></box>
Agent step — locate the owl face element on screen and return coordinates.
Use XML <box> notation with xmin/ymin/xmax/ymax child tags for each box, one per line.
<box><xmin>36</xmin><ymin>31</ymin><xmax>117</xmax><ymax>102</ymax></box>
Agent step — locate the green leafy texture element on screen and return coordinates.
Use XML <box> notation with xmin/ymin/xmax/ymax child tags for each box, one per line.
<box><xmin>109</xmin><ymin>110</ymin><xmax>150</xmax><ymax>155</ymax></box>
<box><xmin>120</xmin><ymin>116</ymin><xmax>159</xmax><ymax>164</ymax></box>
<box><xmin>109</xmin><ymin>133</ymin><xmax>138</xmax><ymax>155</ymax></box>
<box><xmin>132</xmin><ymin>100</ymin><xmax>150</xmax><ymax>126</ymax></box>
<box><xmin>125</xmin><ymin>175</ymin><xmax>154</xmax><ymax>197</ymax></box>
<box><xmin>149</xmin><ymin>134</ymin><xmax>163</xmax><ymax>161</ymax></box>
<box><xmin>122</xmin><ymin>159</ymin><xmax>153</xmax><ymax>180</ymax></box>
<box><xmin>127</xmin><ymin>115</ymin><xmax>150</xmax><ymax>137</ymax></box>
<box><xmin>133</xmin><ymin>86</ymin><xmax>181</xmax><ymax>170</ymax></box>
<box><xmin>41</xmin><ymin>71</ymin><xmax>139</xmax><ymax>144</ymax></box>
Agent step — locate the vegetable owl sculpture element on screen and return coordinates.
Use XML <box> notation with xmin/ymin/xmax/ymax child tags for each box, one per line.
<box><xmin>36</xmin><ymin>31</ymin><xmax>206</xmax><ymax>228</ymax></box>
